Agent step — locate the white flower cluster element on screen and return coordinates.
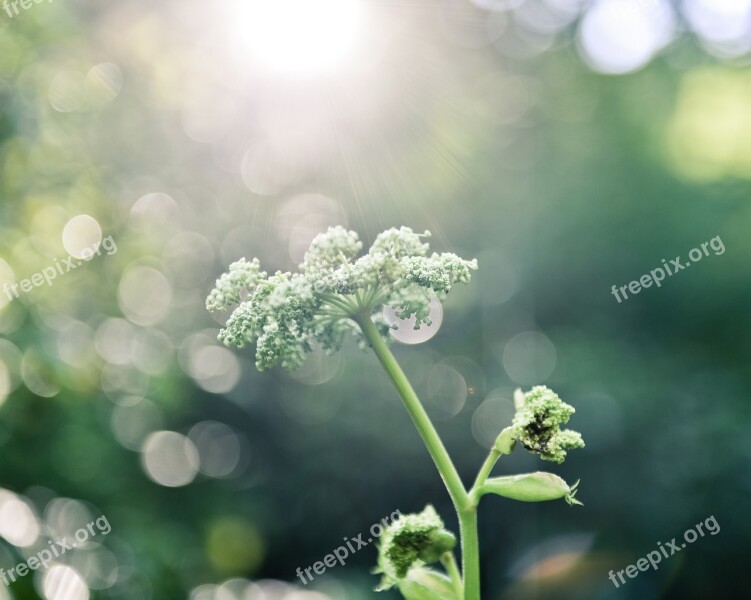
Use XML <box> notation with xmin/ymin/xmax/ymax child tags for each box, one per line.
<box><xmin>206</xmin><ymin>226</ymin><xmax>477</xmax><ymax>371</ymax></box>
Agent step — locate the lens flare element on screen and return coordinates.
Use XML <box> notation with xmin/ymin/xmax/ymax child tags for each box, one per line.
<box><xmin>234</xmin><ymin>0</ymin><xmax>363</xmax><ymax>77</ymax></box>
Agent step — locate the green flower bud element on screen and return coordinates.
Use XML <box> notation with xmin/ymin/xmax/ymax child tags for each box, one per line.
<box><xmin>479</xmin><ymin>472</ymin><xmax>582</xmax><ymax>506</ymax></box>
<box><xmin>493</xmin><ymin>426</ymin><xmax>517</xmax><ymax>455</ymax></box>
<box><xmin>511</xmin><ymin>386</ymin><xmax>584</xmax><ymax>463</ymax></box>
<box><xmin>375</xmin><ymin>505</ymin><xmax>458</xmax><ymax>589</ymax></box>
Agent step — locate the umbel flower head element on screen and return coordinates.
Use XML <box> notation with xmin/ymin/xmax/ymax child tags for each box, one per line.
<box><xmin>510</xmin><ymin>386</ymin><xmax>584</xmax><ymax>463</ymax></box>
<box><xmin>375</xmin><ymin>505</ymin><xmax>457</xmax><ymax>590</ymax></box>
<box><xmin>206</xmin><ymin>226</ymin><xmax>477</xmax><ymax>371</ymax></box>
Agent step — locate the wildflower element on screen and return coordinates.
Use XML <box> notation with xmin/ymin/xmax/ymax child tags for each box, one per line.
<box><xmin>206</xmin><ymin>226</ymin><xmax>477</xmax><ymax>371</ymax></box>
<box><xmin>207</xmin><ymin>227</ymin><xmax>586</xmax><ymax>600</ymax></box>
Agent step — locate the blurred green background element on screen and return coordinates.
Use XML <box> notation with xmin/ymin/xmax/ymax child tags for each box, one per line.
<box><xmin>0</xmin><ymin>0</ymin><xmax>749</xmax><ymax>599</ymax></box>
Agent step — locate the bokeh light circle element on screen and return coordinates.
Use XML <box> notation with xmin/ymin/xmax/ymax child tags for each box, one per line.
<box><xmin>579</xmin><ymin>0</ymin><xmax>675</xmax><ymax>74</ymax></box>
<box><xmin>471</xmin><ymin>388</ymin><xmax>515</xmax><ymax>449</ymax></box>
<box><xmin>42</xmin><ymin>565</ymin><xmax>89</xmax><ymax>600</ymax></box>
<box><xmin>188</xmin><ymin>421</ymin><xmax>243</xmax><ymax>478</ymax></box>
<box><xmin>502</xmin><ymin>331</ymin><xmax>557</xmax><ymax>384</ymax></box>
<box><xmin>140</xmin><ymin>431</ymin><xmax>199</xmax><ymax>487</ymax></box>
<box><xmin>0</xmin><ymin>489</ymin><xmax>40</xmax><ymax>547</ymax></box>
<box><xmin>86</xmin><ymin>63</ymin><xmax>123</xmax><ymax>102</ymax></box>
<box><xmin>287</xmin><ymin>347</ymin><xmax>342</xmax><ymax>385</ymax></box>
<box><xmin>384</xmin><ymin>298</ymin><xmax>443</xmax><ymax>345</ymax></box>
<box><xmin>111</xmin><ymin>398</ymin><xmax>164</xmax><ymax>451</ymax></box>
<box><xmin>118</xmin><ymin>266</ymin><xmax>173</xmax><ymax>326</ymax></box>
<box><xmin>425</xmin><ymin>363</ymin><xmax>467</xmax><ymax>419</ymax></box>
<box><xmin>0</xmin><ymin>361</ymin><xmax>10</xmax><ymax>408</ymax></box>
<box><xmin>62</xmin><ymin>215</ymin><xmax>102</xmax><ymax>260</ymax></box>
<box><xmin>49</xmin><ymin>71</ymin><xmax>86</xmax><ymax>113</ymax></box>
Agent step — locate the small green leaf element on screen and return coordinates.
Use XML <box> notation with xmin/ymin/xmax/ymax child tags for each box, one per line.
<box><xmin>396</xmin><ymin>567</ymin><xmax>459</xmax><ymax>600</ymax></box>
<box><xmin>479</xmin><ymin>471</ymin><xmax>582</xmax><ymax>505</ymax></box>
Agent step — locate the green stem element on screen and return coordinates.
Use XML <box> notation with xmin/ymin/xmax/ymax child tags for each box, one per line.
<box><xmin>469</xmin><ymin>448</ymin><xmax>501</xmax><ymax>506</ymax></box>
<box><xmin>321</xmin><ymin>293</ymin><xmax>357</xmax><ymax>313</ymax></box>
<box><xmin>441</xmin><ymin>552</ymin><xmax>464</xmax><ymax>600</ymax></box>
<box><xmin>458</xmin><ymin>509</ymin><xmax>479</xmax><ymax>600</ymax></box>
<box><xmin>356</xmin><ymin>315</ymin><xmax>470</xmax><ymax>509</ymax></box>
<box><xmin>356</xmin><ymin>314</ymin><xmax>480</xmax><ymax>600</ymax></box>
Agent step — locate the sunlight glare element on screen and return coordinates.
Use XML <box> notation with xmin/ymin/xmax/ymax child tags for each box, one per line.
<box><xmin>236</xmin><ymin>0</ymin><xmax>363</xmax><ymax>77</ymax></box>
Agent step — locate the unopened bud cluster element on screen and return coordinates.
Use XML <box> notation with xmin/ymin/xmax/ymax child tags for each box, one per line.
<box><xmin>375</xmin><ymin>505</ymin><xmax>457</xmax><ymax>591</ymax></box>
<box><xmin>496</xmin><ymin>386</ymin><xmax>585</xmax><ymax>463</ymax></box>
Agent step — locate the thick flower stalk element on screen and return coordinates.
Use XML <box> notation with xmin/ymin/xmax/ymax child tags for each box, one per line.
<box><xmin>207</xmin><ymin>226</ymin><xmax>584</xmax><ymax>600</ymax></box>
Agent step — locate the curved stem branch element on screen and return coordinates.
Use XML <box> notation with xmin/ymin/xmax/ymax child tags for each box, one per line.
<box><xmin>356</xmin><ymin>314</ymin><xmax>470</xmax><ymax>511</ymax></box>
<box><xmin>441</xmin><ymin>552</ymin><xmax>464</xmax><ymax>600</ymax></box>
<box><xmin>356</xmin><ymin>314</ymin><xmax>480</xmax><ymax>600</ymax></box>
<box><xmin>469</xmin><ymin>448</ymin><xmax>501</xmax><ymax>506</ymax></box>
